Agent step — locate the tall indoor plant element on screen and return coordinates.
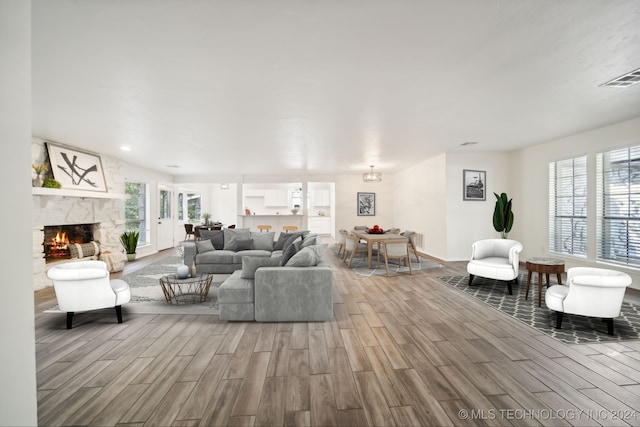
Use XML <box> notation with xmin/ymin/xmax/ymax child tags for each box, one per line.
<box><xmin>493</xmin><ymin>192</ymin><xmax>514</xmax><ymax>239</ymax></box>
<box><xmin>120</xmin><ymin>230</ymin><xmax>140</xmax><ymax>261</ymax></box>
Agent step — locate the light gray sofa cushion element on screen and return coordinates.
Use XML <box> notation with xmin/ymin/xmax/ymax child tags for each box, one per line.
<box><xmin>200</xmin><ymin>230</ymin><xmax>224</xmax><ymax>249</ymax></box>
<box><xmin>196</xmin><ymin>249</ymin><xmax>236</xmax><ymax>265</ymax></box>
<box><xmin>223</xmin><ymin>228</ymin><xmax>251</xmax><ymax>250</ymax></box>
<box><xmin>241</xmin><ymin>255</ymin><xmax>282</xmax><ymax>279</ymax></box>
<box><xmin>285</xmin><ymin>244</ymin><xmax>327</xmax><ymax>267</ymax></box>
<box><xmin>254</xmin><ymin>263</ymin><xmax>333</xmax><ymax>322</ymax></box>
<box><xmin>196</xmin><ymin>239</ymin><xmax>215</xmax><ymax>253</ymax></box>
<box><xmin>231</xmin><ymin>250</ymin><xmax>273</xmax><ymax>264</ymax></box>
<box><xmin>218</xmin><ymin>270</ymin><xmax>254</xmax><ymax>304</ymax></box>
<box><xmin>251</xmin><ymin>231</ymin><xmax>275</xmax><ymax>251</ymax></box>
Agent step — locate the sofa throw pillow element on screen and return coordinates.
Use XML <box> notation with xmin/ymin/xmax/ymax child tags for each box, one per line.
<box><xmin>223</xmin><ymin>228</ymin><xmax>251</xmax><ymax>250</ymax></box>
<box><xmin>274</xmin><ymin>232</ymin><xmax>291</xmax><ymax>251</ymax></box>
<box><xmin>241</xmin><ymin>256</ymin><xmax>282</xmax><ymax>279</ymax></box>
<box><xmin>281</xmin><ymin>240</ymin><xmax>302</xmax><ymax>266</ymax></box>
<box><xmin>228</xmin><ymin>239</ymin><xmax>253</xmax><ymax>252</ymax></box>
<box><xmin>285</xmin><ymin>244</ymin><xmax>327</xmax><ymax>267</ymax></box>
<box><xmin>300</xmin><ymin>233</ymin><xmax>318</xmax><ymax>249</ymax></box>
<box><xmin>200</xmin><ymin>229</ymin><xmax>224</xmax><ymax>250</ymax></box>
<box><xmin>251</xmin><ymin>231</ymin><xmax>275</xmax><ymax>251</ymax></box>
<box><xmin>196</xmin><ymin>239</ymin><xmax>215</xmax><ymax>253</ymax></box>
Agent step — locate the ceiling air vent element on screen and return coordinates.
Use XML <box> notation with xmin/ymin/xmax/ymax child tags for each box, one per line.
<box><xmin>600</xmin><ymin>67</ymin><xmax>640</xmax><ymax>88</ymax></box>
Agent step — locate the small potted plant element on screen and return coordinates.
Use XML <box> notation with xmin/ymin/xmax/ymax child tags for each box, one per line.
<box><xmin>120</xmin><ymin>230</ymin><xmax>140</xmax><ymax>261</ymax></box>
<box><xmin>32</xmin><ymin>162</ymin><xmax>47</xmax><ymax>187</ymax></box>
<box><xmin>202</xmin><ymin>212</ymin><xmax>211</xmax><ymax>226</ymax></box>
<box><xmin>43</xmin><ymin>178</ymin><xmax>62</xmax><ymax>188</ymax></box>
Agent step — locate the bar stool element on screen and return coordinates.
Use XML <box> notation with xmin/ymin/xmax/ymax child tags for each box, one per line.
<box><xmin>257</xmin><ymin>225</ymin><xmax>272</xmax><ymax>232</ymax></box>
<box><xmin>283</xmin><ymin>225</ymin><xmax>298</xmax><ymax>233</ymax></box>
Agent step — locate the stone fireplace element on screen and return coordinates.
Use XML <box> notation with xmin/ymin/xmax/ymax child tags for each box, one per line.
<box><xmin>43</xmin><ymin>224</ymin><xmax>96</xmax><ymax>261</ymax></box>
<box><xmin>32</xmin><ymin>137</ymin><xmax>126</xmax><ymax>290</ymax></box>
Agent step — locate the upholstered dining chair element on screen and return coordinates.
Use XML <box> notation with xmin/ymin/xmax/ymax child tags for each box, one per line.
<box><xmin>467</xmin><ymin>239</ymin><xmax>523</xmax><ymax>295</ymax></box>
<box><xmin>379</xmin><ymin>238</ymin><xmax>412</xmax><ymax>276</ymax></box>
<box><xmin>336</xmin><ymin>229</ymin><xmax>348</xmax><ymax>257</ymax></box>
<box><xmin>46</xmin><ymin>260</ymin><xmax>131</xmax><ymax>329</ymax></box>
<box><xmin>184</xmin><ymin>223</ymin><xmax>195</xmax><ymax>241</ymax></box>
<box><xmin>401</xmin><ymin>230</ymin><xmax>420</xmax><ymax>263</ymax></box>
<box><xmin>545</xmin><ymin>267</ymin><xmax>632</xmax><ymax>335</ymax></box>
<box><xmin>343</xmin><ymin>233</ymin><xmax>369</xmax><ymax>267</ymax></box>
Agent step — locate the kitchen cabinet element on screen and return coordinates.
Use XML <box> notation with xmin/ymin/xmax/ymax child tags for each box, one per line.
<box><xmin>309</xmin><ymin>217</ymin><xmax>331</xmax><ymax>235</ymax></box>
<box><xmin>311</xmin><ymin>189</ymin><xmax>331</xmax><ymax>206</ymax></box>
<box><xmin>264</xmin><ymin>189</ymin><xmax>289</xmax><ymax>206</ymax></box>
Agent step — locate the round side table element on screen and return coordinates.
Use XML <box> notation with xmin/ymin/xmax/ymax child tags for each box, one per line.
<box><xmin>525</xmin><ymin>257</ymin><xmax>565</xmax><ymax>307</ymax></box>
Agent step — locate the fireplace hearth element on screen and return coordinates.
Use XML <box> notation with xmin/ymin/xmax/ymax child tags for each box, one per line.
<box><xmin>44</xmin><ymin>224</ymin><xmax>95</xmax><ymax>261</ymax></box>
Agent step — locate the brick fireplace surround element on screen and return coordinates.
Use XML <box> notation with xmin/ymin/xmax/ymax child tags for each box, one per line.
<box><xmin>32</xmin><ymin>138</ymin><xmax>126</xmax><ymax>290</ymax></box>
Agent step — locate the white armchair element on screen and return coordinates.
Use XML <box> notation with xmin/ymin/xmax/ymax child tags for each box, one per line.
<box><xmin>545</xmin><ymin>267</ymin><xmax>632</xmax><ymax>335</ymax></box>
<box><xmin>47</xmin><ymin>260</ymin><xmax>131</xmax><ymax>329</ymax></box>
<box><xmin>467</xmin><ymin>239</ymin><xmax>523</xmax><ymax>295</ymax></box>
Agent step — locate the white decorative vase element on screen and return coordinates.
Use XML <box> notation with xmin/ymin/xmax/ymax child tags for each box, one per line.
<box><xmin>176</xmin><ymin>264</ymin><xmax>190</xmax><ymax>279</ymax></box>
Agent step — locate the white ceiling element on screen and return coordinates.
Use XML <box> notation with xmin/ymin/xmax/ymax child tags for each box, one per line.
<box><xmin>31</xmin><ymin>0</ymin><xmax>640</xmax><ymax>178</ymax></box>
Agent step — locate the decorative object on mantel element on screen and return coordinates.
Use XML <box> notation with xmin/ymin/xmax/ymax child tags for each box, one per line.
<box><xmin>120</xmin><ymin>230</ymin><xmax>139</xmax><ymax>262</ymax></box>
<box><xmin>363</xmin><ymin>165</ymin><xmax>382</xmax><ymax>182</ymax></box>
<box><xmin>32</xmin><ymin>162</ymin><xmax>47</xmax><ymax>187</ymax></box>
<box><xmin>46</xmin><ymin>142</ymin><xmax>108</xmax><ymax>192</ymax></box>
<box><xmin>357</xmin><ymin>192</ymin><xmax>375</xmax><ymax>216</ymax></box>
<box><xmin>43</xmin><ymin>178</ymin><xmax>62</xmax><ymax>188</ymax></box>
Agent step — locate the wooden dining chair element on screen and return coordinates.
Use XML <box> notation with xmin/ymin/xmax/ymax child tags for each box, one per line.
<box><xmin>343</xmin><ymin>233</ymin><xmax>368</xmax><ymax>268</ymax></box>
<box><xmin>336</xmin><ymin>229</ymin><xmax>347</xmax><ymax>257</ymax></box>
<box><xmin>379</xmin><ymin>238</ymin><xmax>412</xmax><ymax>276</ymax></box>
<box><xmin>257</xmin><ymin>225</ymin><xmax>272</xmax><ymax>232</ymax></box>
<box><xmin>184</xmin><ymin>224</ymin><xmax>195</xmax><ymax>241</ymax></box>
<box><xmin>401</xmin><ymin>231</ymin><xmax>420</xmax><ymax>263</ymax></box>
<box><xmin>283</xmin><ymin>225</ymin><xmax>298</xmax><ymax>233</ymax></box>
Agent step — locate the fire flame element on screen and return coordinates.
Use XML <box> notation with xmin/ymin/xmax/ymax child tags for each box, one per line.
<box><xmin>50</xmin><ymin>232</ymin><xmax>69</xmax><ymax>250</ymax></box>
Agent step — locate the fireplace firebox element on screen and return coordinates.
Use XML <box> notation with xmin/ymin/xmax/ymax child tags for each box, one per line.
<box><xmin>44</xmin><ymin>224</ymin><xmax>95</xmax><ymax>261</ymax></box>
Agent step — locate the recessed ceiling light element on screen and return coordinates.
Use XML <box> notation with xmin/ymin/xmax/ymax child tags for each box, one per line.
<box><xmin>120</xmin><ymin>146</ymin><xmax>132</xmax><ymax>151</ymax></box>
<box><xmin>165</xmin><ymin>164</ymin><xmax>180</xmax><ymax>168</ymax></box>
<box><xmin>600</xmin><ymin>67</ymin><xmax>640</xmax><ymax>87</ymax></box>
<box><xmin>461</xmin><ymin>141</ymin><xmax>479</xmax><ymax>146</ymax></box>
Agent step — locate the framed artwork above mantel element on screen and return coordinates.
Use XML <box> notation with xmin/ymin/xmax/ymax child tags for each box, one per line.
<box><xmin>46</xmin><ymin>142</ymin><xmax>108</xmax><ymax>192</ymax></box>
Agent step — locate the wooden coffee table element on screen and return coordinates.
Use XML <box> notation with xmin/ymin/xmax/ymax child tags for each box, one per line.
<box><xmin>525</xmin><ymin>257</ymin><xmax>565</xmax><ymax>307</ymax></box>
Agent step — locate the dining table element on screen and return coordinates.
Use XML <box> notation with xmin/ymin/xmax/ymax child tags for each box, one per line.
<box><xmin>350</xmin><ymin>229</ymin><xmax>408</xmax><ymax>268</ymax></box>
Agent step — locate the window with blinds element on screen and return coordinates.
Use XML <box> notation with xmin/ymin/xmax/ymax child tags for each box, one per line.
<box><xmin>548</xmin><ymin>156</ymin><xmax>587</xmax><ymax>256</ymax></box>
<box><xmin>597</xmin><ymin>146</ymin><xmax>640</xmax><ymax>266</ymax></box>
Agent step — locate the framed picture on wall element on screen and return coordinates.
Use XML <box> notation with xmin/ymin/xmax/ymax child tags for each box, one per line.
<box><xmin>357</xmin><ymin>192</ymin><xmax>375</xmax><ymax>216</ymax></box>
<box><xmin>463</xmin><ymin>169</ymin><xmax>486</xmax><ymax>201</ymax></box>
<box><xmin>46</xmin><ymin>142</ymin><xmax>108</xmax><ymax>192</ymax></box>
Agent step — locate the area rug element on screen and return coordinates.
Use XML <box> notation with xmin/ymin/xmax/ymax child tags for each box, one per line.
<box><xmin>350</xmin><ymin>257</ymin><xmax>443</xmax><ymax>277</ymax></box>
<box><xmin>438</xmin><ymin>275</ymin><xmax>640</xmax><ymax>344</ymax></box>
<box><xmin>45</xmin><ymin>256</ymin><xmax>225</xmax><ymax>315</ymax></box>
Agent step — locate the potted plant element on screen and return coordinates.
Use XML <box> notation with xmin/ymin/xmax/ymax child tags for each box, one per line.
<box><xmin>493</xmin><ymin>192</ymin><xmax>514</xmax><ymax>239</ymax></box>
<box><xmin>120</xmin><ymin>230</ymin><xmax>140</xmax><ymax>261</ymax></box>
<box><xmin>202</xmin><ymin>212</ymin><xmax>211</xmax><ymax>226</ymax></box>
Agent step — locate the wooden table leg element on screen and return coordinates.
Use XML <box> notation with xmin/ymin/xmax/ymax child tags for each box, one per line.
<box><xmin>556</xmin><ymin>273</ymin><xmax>563</xmax><ymax>285</ymax></box>
<box><xmin>367</xmin><ymin>242</ymin><xmax>373</xmax><ymax>268</ymax></box>
<box><xmin>538</xmin><ymin>272</ymin><xmax>543</xmax><ymax>307</ymax></box>
<box><xmin>525</xmin><ymin>270</ymin><xmax>533</xmax><ymax>300</ymax></box>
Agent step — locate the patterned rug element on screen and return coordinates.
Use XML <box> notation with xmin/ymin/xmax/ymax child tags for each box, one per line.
<box><xmin>438</xmin><ymin>275</ymin><xmax>640</xmax><ymax>344</ymax></box>
<box><xmin>349</xmin><ymin>257</ymin><xmax>443</xmax><ymax>277</ymax></box>
<box><xmin>45</xmin><ymin>256</ymin><xmax>225</xmax><ymax>315</ymax></box>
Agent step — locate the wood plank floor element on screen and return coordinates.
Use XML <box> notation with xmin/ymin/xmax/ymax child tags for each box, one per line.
<box><xmin>34</xmin><ymin>245</ymin><xmax>640</xmax><ymax>426</ymax></box>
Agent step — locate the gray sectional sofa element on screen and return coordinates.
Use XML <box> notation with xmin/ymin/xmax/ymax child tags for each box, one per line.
<box><xmin>184</xmin><ymin>228</ymin><xmax>333</xmax><ymax>322</ymax></box>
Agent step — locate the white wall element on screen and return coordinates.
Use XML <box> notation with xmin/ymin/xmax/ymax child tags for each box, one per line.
<box><xmin>334</xmin><ymin>174</ymin><xmax>395</xmax><ymax>234</ymax></box>
<box><xmin>393</xmin><ymin>154</ymin><xmax>448</xmax><ymax>259</ymax></box>
<box><xmin>0</xmin><ymin>0</ymin><xmax>38</xmax><ymax>424</ymax></box>
<box><xmin>512</xmin><ymin>116</ymin><xmax>640</xmax><ymax>289</ymax></box>
<box><xmin>445</xmin><ymin>151</ymin><xmax>512</xmax><ymax>261</ymax></box>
